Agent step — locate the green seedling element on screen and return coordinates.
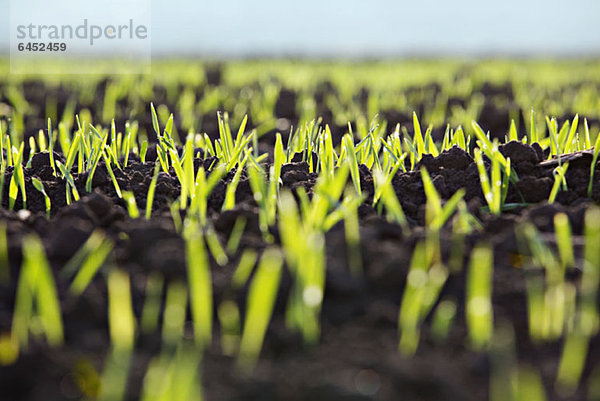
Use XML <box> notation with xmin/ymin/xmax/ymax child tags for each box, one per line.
<box><xmin>98</xmin><ymin>346</ymin><xmax>132</xmax><ymax>401</ymax></box>
<box><xmin>552</xmin><ymin>207</ymin><xmax>600</xmax><ymax>394</ymax></box>
<box><xmin>26</xmin><ymin>136</ymin><xmax>36</xmax><ymax>168</ymax></box>
<box><xmin>231</xmin><ymin>249</ymin><xmax>258</xmax><ymax>290</ymax></box>
<box><xmin>69</xmin><ymin>235</ymin><xmax>113</xmax><ymax>296</ymax></box>
<box><xmin>529</xmin><ymin>109</ymin><xmax>539</xmax><ymax>144</ymax></box>
<box><xmin>56</xmin><ymin>160</ymin><xmax>80</xmax><ymax>204</ymax></box>
<box><xmin>472</xmin><ymin>121</ymin><xmax>509</xmax><ymax>168</ymax></box>
<box><xmin>12</xmin><ymin>235</ymin><xmax>63</xmax><ymax>349</ymax></box>
<box><xmin>86</xmin><ymin>124</ymin><xmax>110</xmax><ymax>192</ymax></box>
<box><xmin>548</xmin><ymin>163</ymin><xmax>569</xmax><ymax>203</ymax></box>
<box><xmin>0</xmin><ymin>224</ymin><xmax>8</xmax><ymax>283</ymax></box>
<box><xmin>47</xmin><ymin>118</ymin><xmax>56</xmax><ymax>175</ymax></box>
<box><xmin>218</xmin><ymin>300</ymin><xmax>241</xmax><ymax>356</ymax></box>
<box><xmin>145</xmin><ymin>162</ymin><xmax>161</xmax><ymax>219</ymax></box>
<box><xmin>466</xmin><ymin>242</ymin><xmax>494</xmax><ymax>350</ymax></box>
<box><xmin>398</xmin><ymin>241</ymin><xmax>448</xmax><ymax>355</ymax></box>
<box><xmin>489</xmin><ymin>325</ymin><xmax>516</xmax><ymax>401</ymax></box>
<box><xmin>122</xmin><ymin>191</ymin><xmax>140</xmax><ymax>218</ymax></box>
<box><xmin>162</xmin><ymin>281</ymin><xmax>188</xmax><ymax>346</ymax></box>
<box><xmin>556</xmin><ymin>330</ymin><xmax>589</xmax><ymax>395</ymax></box>
<box><xmin>518</xmin><ymin>223</ymin><xmax>573</xmax><ymax>341</ymax></box>
<box><xmin>170</xmin><ymin>202</ymin><xmax>183</xmax><ymax>234</ymax></box>
<box><xmin>101</xmin><ymin>269</ymin><xmax>136</xmax><ymax>401</ymax></box>
<box><xmin>431</xmin><ymin>298</ymin><xmax>457</xmax><ymax>342</ymax></box>
<box><xmin>515</xmin><ymin>364</ymin><xmax>547</xmax><ymax>401</ymax></box>
<box><xmin>238</xmin><ymin>247</ymin><xmax>283</xmax><ymax>369</ymax></box>
<box><xmin>278</xmin><ymin>191</ymin><xmax>327</xmax><ymax>344</ymax></box>
<box><xmin>587</xmin><ymin>132</ymin><xmax>600</xmax><ymax>198</ymax></box>
<box><xmin>31</xmin><ymin>177</ymin><xmax>51</xmax><ymax>218</ymax></box>
<box><xmin>140</xmin><ymin>141</ymin><xmax>148</xmax><ymax>163</ymax></box>
<box><xmin>421</xmin><ymin>167</ymin><xmax>465</xmax><ymax>229</ymax></box>
<box><xmin>8</xmin><ymin>143</ymin><xmax>26</xmax><ymax>210</ymax></box>
<box><xmin>473</xmin><ymin>144</ymin><xmax>508</xmax><ymax>215</ymax></box>
<box><xmin>412</xmin><ymin>112</ymin><xmax>427</xmax><ymax>160</ymax></box>
<box><xmin>107</xmin><ymin>269</ymin><xmax>136</xmax><ymax>351</ymax></box>
<box><xmin>343</xmin><ymin>188</ymin><xmax>362</xmax><ymax>277</ymax></box>
<box><xmin>246</xmin><ymin>162</ymin><xmax>270</xmax><ymax>236</ymax></box>
<box><xmin>226</xmin><ymin>217</ymin><xmax>246</xmax><ymax>255</ymax></box>
<box><xmin>190</xmin><ymin>165</ymin><xmax>226</xmax><ymax>226</ymax></box>
<box><xmin>141</xmin><ymin>273</ymin><xmax>164</xmax><ymax>334</ymax></box>
<box><xmin>185</xmin><ymin>229</ymin><xmax>213</xmax><ymax>347</ymax></box>
<box><xmin>123</xmin><ymin>131</ymin><xmax>131</xmax><ymax>168</ymax></box>
<box><xmin>553</xmin><ymin>213</ymin><xmax>574</xmax><ymax>269</ymax></box>
<box><xmin>273</xmin><ymin>132</ymin><xmax>286</xmax><ymax>193</ymax></box>
<box><xmin>102</xmin><ymin>153</ymin><xmax>122</xmax><ymax>198</ymax></box>
<box><xmin>373</xmin><ymin>168</ymin><xmax>409</xmax><ymax>234</ymax></box>
<box><xmin>222</xmin><ymin>155</ymin><xmax>248</xmax><ymax>211</ymax></box>
<box><xmin>580</xmin><ymin>206</ymin><xmax>600</xmax><ymax>335</ymax></box>
<box><xmin>62</xmin><ymin>230</ymin><xmax>106</xmax><ymax>277</ymax></box>
<box><xmin>562</xmin><ymin>114</ymin><xmax>579</xmax><ymax>154</ymax></box>
<box><xmin>342</xmin><ymin>134</ymin><xmax>361</xmax><ymax>196</ymax></box>
<box><xmin>140</xmin><ymin>346</ymin><xmax>203</xmax><ymax>401</ymax></box>
<box><xmin>204</xmin><ymin>226</ymin><xmax>228</xmax><ymax>266</ymax></box>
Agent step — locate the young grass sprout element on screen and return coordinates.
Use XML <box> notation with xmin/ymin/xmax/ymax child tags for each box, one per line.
<box><xmin>466</xmin><ymin>242</ymin><xmax>494</xmax><ymax>350</ymax></box>
<box><xmin>238</xmin><ymin>248</ymin><xmax>283</xmax><ymax>369</ymax></box>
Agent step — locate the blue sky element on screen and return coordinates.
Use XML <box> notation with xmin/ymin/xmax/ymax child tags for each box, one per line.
<box><xmin>2</xmin><ymin>0</ymin><xmax>600</xmax><ymax>56</ymax></box>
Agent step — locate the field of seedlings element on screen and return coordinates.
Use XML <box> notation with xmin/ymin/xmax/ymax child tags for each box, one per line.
<box><xmin>1</xmin><ymin>59</ymin><xmax>600</xmax><ymax>401</ymax></box>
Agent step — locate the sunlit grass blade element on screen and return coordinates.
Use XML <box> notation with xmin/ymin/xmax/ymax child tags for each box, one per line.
<box><xmin>31</xmin><ymin>177</ymin><xmax>51</xmax><ymax>218</ymax></box>
<box><xmin>145</xmin><ymin>162</ymin><xmax>161</xmax><ymax>219</ymax></box>
<box><xmin>581</xmin><ymin>207</ymin><xmax>600</xmax><ymax>335</ymax></box>
<box><xmin>231</xmin><ymin>249</ymin><xmax>258</xmax><ymax>290</ymax></box>
<box><xmin>107</xmin><ymin>269</ymin><xmax>136</xmax><ymax>351</ymax></box>
<box><xmin>466</xmin><ymin>242</ymin><xmax>494</xmax><ymax>350</ymax></box>
<box><xmin>185</xmin><ymin>229</ymin><xmax>213</xmax><ymax>347</ymax></box>
<box><xmin>431</xmin><ymin>298</ymin><xmax>457</xmax><ymax>342</ymax></box>
<box><xmin>587</xmin><ymin>132</ymin><xmax>600</xmax><ymax>198</ymax></box>
<box><xmin>238</xmin><ymin>247</ymin><xmax>283</xmax><ymax>369</ymax></box>
<box><xmin>12</xmin><ymin>234</ymin><xmax>64</xmax><ymax>348</ymax></box>
<box><xmin>553</xmin><ymin>213</ymin><xmax>573</xmax><ymax>269</ymax></box>
<box><xmin>0</xmin><ymin>224</ymin><xmax>8</xmax><ymax>283</ymax></box>
<box><xmin>162</xmin><ymin>281</ymin><xmax>188</xmax><ymax>346</ymax></box>
<box><xmin>140</xmin><ymin>346</ymin><xmax>203</xmax><ymax>401</ymax></box>
<box><xmin>70</xmin><ymin>236</ymin><xmax>113</xmax><ymax>296</ymax></box>
<box><xmin>398</xmin><ymin>241</ymin><xmax>427</xmax><ymax>355</ymax></box>
<box><xmin>342</xmin><ymin>134</ymin><xmax>361</xmax><ymax>196</ymax></box>
<box><xmin>219</xmin><ymin>300</ymin><xmax>241</xmax><ymax>356</ymax></box>
<box><xmin>556</xmin><ymin>331</ymin><xmax>588</xmax><ymax>395</ymax></box>
<box><xmin>548</xmin><ymin>163</ymin><xmax>569</xmax><ymax>203</ymax></box>
<box><xmin>122</xmin><ymin>191</ymin><xmax>140</xmax><ymax>219</ymax></box>
<box><xmin>101</xmin><ymin>268</ymin><xmax>135</xmax><ymax>401</ymax></box>
<box><xmin>141</xmin><ymin>273</ymin><xmax>164</xmax><ymax>334</ymax></box>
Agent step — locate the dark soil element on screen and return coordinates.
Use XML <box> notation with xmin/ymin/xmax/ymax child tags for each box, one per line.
<box><xmin>1</xmin><ymin>72</ymin><xmax>600</xmax><ymax>400</ymax></box>
<box><xmin>1</xmin><ymin>135</ymin><xmax>599</xmax><ymax>401</ymax></box>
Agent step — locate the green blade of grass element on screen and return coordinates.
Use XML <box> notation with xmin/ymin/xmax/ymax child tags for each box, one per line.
<box><xmin>342</xmin><ymin>134</ymin><xmax>361</xmax><ymax>196</ymax></box>
<box><xmin>466</xmin><ymin>242</ymin><xmax>494</xmax><ymax>350</ymax></box>
<box><xmin>185</xmin><ymin>229</ymin><xmax>213</xmax><ymax>347</ymax></box>
<box><xmin>145</xmin><ymin>162</ymin><xmax>161</xmax><ymax>219</ymax></box>
<box><xmin>122</xmin><ymin>191</ymin><xmax>140</xmax><ymax>219</ymax></box>
<box><xmin>107</xmin><ymin>269</ymin><xmax>136</xmax><ymax>352</ymax></box>
<box><xmin>162</xmin><ymin>281</ymin><xmax>188</xmax><ymax>346</ymax></box>
<box><xmin>140</xmin><ymin>273</ymin><xmax>164</xmax><ymax>334</ymax></box>
<box><xmin>238</xmin><ymin>247</ymin><xmax>283</xmax><ymax>369</ymax></box>
<box><xmin>231</xmin><ymin>249</ymin><xmax>258</xmax><ymax>290</ymax></box>
<box><xmin>70</xmin><ymin>237</ymin><xmax>113</xmax><ymax>296</ymax></box>
<box><xmin>548</xmin><ymin>163</ymin><xmax>569</xmax><ymax>204</ymax></box>
<box><xmin>587</xmin><ymin>132</ymin><xmax>600</xmax><ymax>198</ymax></box>
<box><xmin>31</xmin><ymin>177</ymin><xmax>51</xmax><ymax>218</ymax></box>
<box><xmin>12</xmin><ymin>235</ymin><xmax>64</xmax><ymax>348</ymax></box>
